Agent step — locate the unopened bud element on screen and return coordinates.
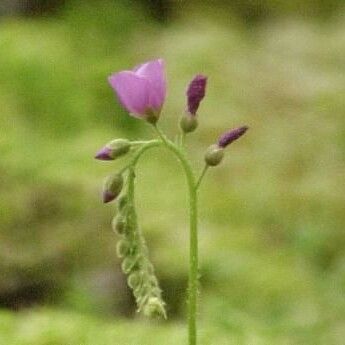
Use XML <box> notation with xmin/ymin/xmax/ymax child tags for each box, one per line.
<box><xmin>179</xmin><ymin>115</ymin><xmax>198</xmax><ymax>133</ymax></box>
<box><xmin>121</xmin><ymin>255</ymin><xmax>140</xmax><ymax>274</ymax></box>
<box><xmin>143</xmin><ymin>297</ymin><xmax>166</xmax><ymax>318</ymax></box>
<box><xmin>116</xmin><ymin>239</ymin><xmax>131</xmax><ymax>258</ymax></box>
<box><xmin>95</xmin><ymin>139</ymin><xmax>131</xmax><ymax>161</ymax></box>
<box><xmin>204</xmin><ymin>144</ymin><xmax>224</xmax><ymax>166</ymax></box>
<box><xmin>136</xmin><ymin>291</ymin><xmax>149</xmax><ymax>307</ymax></box>
<box><xmin>112</xmin><ymin>214</ymin><xmax>126</xmax><ymax>234</ymax></box>
<box><xmin>218</xmin><ymin>126</ymin><xmax>248</xmax><ymax>148</ymax></box>
<box><xmin>186</xmin><ymin>74</ymin><xmax>207</xmax><ymax>115</ymax></box>
<box><xmin>128</xmin><ymin>272</ymin><xmax>142</xmax><ymax>290</ymax></box>
<box><xmin>103</xmin><ymin>173</ymin><xmax>123</xmax><ymax>203</ymax></box>
<box><xmin>134</xmin><ymin>284</ymin><xmax>148</xmax><ymax>300</ymax></box>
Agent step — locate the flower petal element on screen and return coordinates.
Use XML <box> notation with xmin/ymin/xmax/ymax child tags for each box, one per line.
<box><xmin>134</xmin><ymin>59</ymin><xmax>166</xmax><ymax>110</ymax></box>
<box><xmin>108</xmin><ymin>71</ymin><xmax>150</xmax><ymax>116</ymax></box>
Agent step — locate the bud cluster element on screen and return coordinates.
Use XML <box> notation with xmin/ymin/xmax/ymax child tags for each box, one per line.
<box><xmin>112</xmin><ymin>171</ymin><xmax>166</xmax><ymax>318</ymax></box>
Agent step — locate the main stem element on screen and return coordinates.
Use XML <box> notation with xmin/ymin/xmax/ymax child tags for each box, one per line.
<box><xmin>188</xmin><ymin>182</ymin><xmax>198</xmax><ymax>345</ymax></box>
<box><xmin>129</xmin><ymin>128</ymin><xmax>199</xmax><ymax>344</ymax></box>
<box><xmin>153</xmin><ymin>126</ymin><xmax>198</xmax><ymax>345</ymax></box>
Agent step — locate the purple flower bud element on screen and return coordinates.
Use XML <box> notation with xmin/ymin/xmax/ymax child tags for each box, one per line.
<box><xmin>95</xmin><ymin>147</ymin><xmax>113</xmax><ymax>160</ymax></box>
<box><xmin>103</xmin><ymin>190</ymin><xmax>117</xmax><ymax>203</ymax></box>
<box><xmin>186</xmin><ymin>74</ymin><xmax>207</xmax><ymax>116</ymax></box>
<box><xmin>95</xmin><ymin>139</ymin><xmax>131</xmax><ymax>161</ymax></box>
<box><xmin>218</xmin><ymin>126</ymin><xmax>249</xmax><ymax>148</ymax></box>
<box><xmin>108</xmin><ymin>59</ymin><xmax>166</xmax><ymax>124</ymax></box>
<box><xmin>103</xmin><ymin>173</ymin><xmax>124</xmax><ymax>203</ymax></box>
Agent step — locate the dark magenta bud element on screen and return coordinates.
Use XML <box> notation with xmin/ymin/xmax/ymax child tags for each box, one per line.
<box><xmin>103</xmin><ymin>173</ymin><xmax>124</xmax><ymax>203</ymax></box>
<box><xmin>186</xmin><ymin>74</ymin><xmax>207</xmax><ymax>116</ymax></box>
<box><xmin>218</xmin><ymin>126</ymin><xmax>249</xmax><ymax>148</ymax></box>
<box><xmin>95</xmin><ymin>147</ymin><xmax>113</xmax><ymax>160</ymax></box>
<box><xmin>95</xmin><ymin>139</ymin><xmax>131</xmax><ymax>161</ymax></box>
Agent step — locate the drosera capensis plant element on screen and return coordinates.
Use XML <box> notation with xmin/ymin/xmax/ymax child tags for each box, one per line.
<box><xmin>95</xmin><ymin>59</ymin><xmax>248</xmax><ymax>345</ymax></box>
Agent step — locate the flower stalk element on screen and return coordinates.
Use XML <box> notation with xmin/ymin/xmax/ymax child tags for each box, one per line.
<box><xmin>95</xmin><ymin>59</ymin><xmax>249</xmax><ymax>345</ymax></box>
<box><xmin>153</xmin><ymin>125</ymin><xmax>199</xmax><ymax>345</ymax></box>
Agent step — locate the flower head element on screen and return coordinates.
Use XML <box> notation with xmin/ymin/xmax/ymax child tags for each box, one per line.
<box><xmin>186</xmin><ymin>74</ymin><xmax>207</xmax><ymax>116</ymax></box>
<box><xmin>218</xmin><ymin>126</ymin><xmax>249</xmax><ymax>148</ymax></box>
<box><xmin>108</xmin><ymin>59</ymin><xmax>166</xmax><ymax>123</ymax></box>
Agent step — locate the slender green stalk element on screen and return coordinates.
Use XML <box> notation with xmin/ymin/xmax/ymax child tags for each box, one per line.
<box><xmin>188</xmin><ymin>183</ymin><xmax>198</xmax><ymax>345</ymax></box>
<box><xmin>131</xmin><ymin>140</ymin><xmax>158</xmax><ymax>146</ymax></box>
<box><xmin>130</xmin><ymin>140</ymin><xmax>161</xmax><ymax>166</ymax></box>
<box><xmin>153</xmin><ymin>125</ymin><xmax>198</xmax><ymax>345</ymax></box>
<box><xmin>129</xmin><ymin>127</ymin><xmax>202</xmax><ymax>345</ymax></box>
<box><xmin>195</xmin><ymin>165</ymin><xmax>208</xmax><ymax>190</ymax></box>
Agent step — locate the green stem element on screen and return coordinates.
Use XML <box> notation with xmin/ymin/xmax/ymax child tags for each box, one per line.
<box><xmin>130</xmin><ymin>140</ymin><xmax>161</xmax><ymax>166</ymax></box>
<box><xmin>131</xmin><ymin>140</ymin><xmax>158</xmax><ymax>146</ymax></box>
<box><xmin>188</xmin><ymin>183</ymin><xmax>198</xmax><ymax>345</ymax></box>
<box><xmin>195</xmin><ymin>165</ymin><xmax>209</xmax><ymax>190</ymax></box>
<box><xmin>153</xmin><ymin>125</ymin><xmax>198</xmax><ymax>345</ymax></box>
<box><xmin>129</xmin><ymin>127</ymin><xmax>200</xmax><ymax>345</ymax></box>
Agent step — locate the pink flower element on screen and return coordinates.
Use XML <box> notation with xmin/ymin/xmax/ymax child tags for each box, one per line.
<box><xmin>108</xmin><ymin>59</ymin><xmax>166</xmax><ymax>123</ymax></box>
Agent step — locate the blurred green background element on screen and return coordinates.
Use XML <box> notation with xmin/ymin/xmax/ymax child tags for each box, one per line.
<box><xmin>1</xmin><ymin>0</ymin><xmax>345</xmax><ymax>344</ymax></box>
